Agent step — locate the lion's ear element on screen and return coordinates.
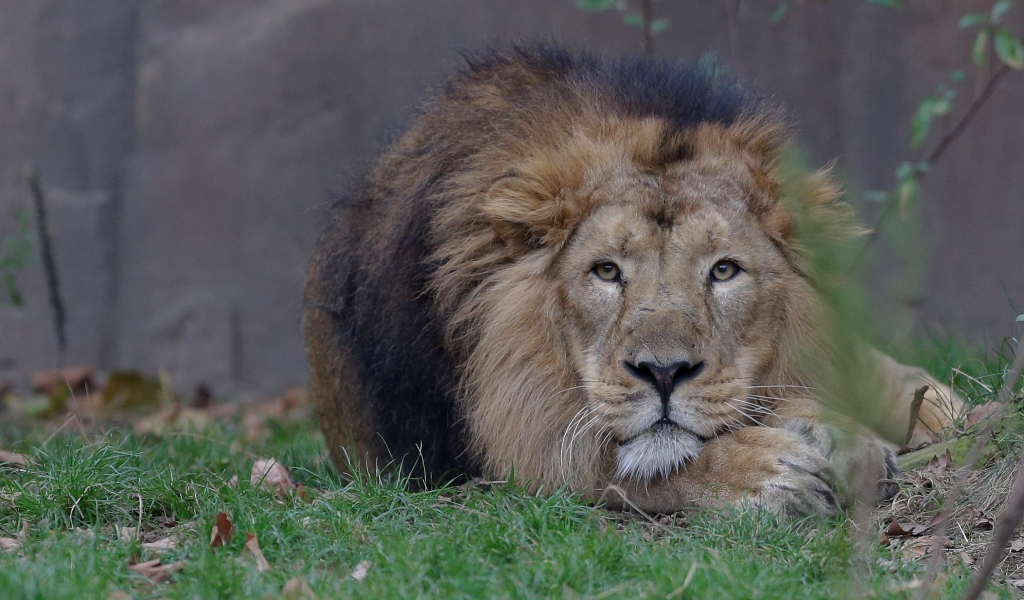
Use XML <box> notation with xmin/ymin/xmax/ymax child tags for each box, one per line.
<box><xmin>481</xmin><ymin>172</ymin><xmax>587</xmax><ymax>252</ymax></box>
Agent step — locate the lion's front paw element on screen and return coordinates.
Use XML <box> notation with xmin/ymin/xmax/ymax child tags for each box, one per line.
<box><xmin>696</xmin><ymin>427</ymin><xmax>839</xmax><ymax>517</ymax></box>
<box><xmin>752</xmin><ymin>449</ymin><xmax>839</xmax><ymax>517</ymax></box>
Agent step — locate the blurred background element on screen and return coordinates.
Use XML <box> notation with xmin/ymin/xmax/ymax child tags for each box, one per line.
<box><xmin>0</xmin><ymin>0</ymin><xmax>1021</xmax><ymax>399</ymax></box>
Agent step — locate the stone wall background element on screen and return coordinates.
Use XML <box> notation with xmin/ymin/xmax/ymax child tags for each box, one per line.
<box><xmin>0</xmin><ymin>0</ymin><xmax>1021</xmax><ymax>396</ymax></box>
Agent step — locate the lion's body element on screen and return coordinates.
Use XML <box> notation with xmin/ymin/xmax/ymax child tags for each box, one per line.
<box><xmin>304</xmin><ymin>46</ymin><xmax>960</xmax><ymax>515</ymax></box>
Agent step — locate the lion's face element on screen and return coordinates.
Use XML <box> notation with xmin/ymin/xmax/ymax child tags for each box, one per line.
<box><xmin>555</xmin><ymin>148</ymin><xmax>801</xmax><ymax>483</ymax></box>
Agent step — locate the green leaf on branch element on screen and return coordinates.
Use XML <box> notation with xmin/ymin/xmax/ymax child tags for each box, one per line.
<box><xmin>1017</xmin><ymin>314</ymin><xmax>1024</xmax><ymax>322</ymax></box>
<box><xmin>974</xmin><ymin>27</ymin><xmax>992</xmax><ymax>67</ymax></box>
<box><xmin>771</xmin><ymin>2</ymin><xmax>789</xmax><ymax>23</ymax></box>
<box><xmin>991</xmin><ymin>0</ymin><xmax>1014</xmax><ymax>24</ymax></box>
<box><xmin>910</xmin><ymin>99</ymin><xmax>937</xmax><ymax>150</ymax></box>
<box><xmin>623</xmin><ymin>12</ymin><xmax>644</xmax><ymax>27</ymax></box>
<box><xmin>868</xmin><ymin>0</ymin><xmax>901</xmax><ymax>8</ymax></box>
<box><xmin>994</xmin><ymin>27</ymin><xmax>1024</xmax><ymax>69</ymax></box>
<box><xmin>650</xmin><ymin>18</ymin><xmax>670</xmax><ymax>34</ymax></box>
<box><xmin>959</xmin><ymin>13</ymin><xmax>987</xmax><ymax>28</ymax></box>
<box><xmin>576</xmin><ymin>0</ymin><xmax>617</xmax><ymax>11</ymax></box>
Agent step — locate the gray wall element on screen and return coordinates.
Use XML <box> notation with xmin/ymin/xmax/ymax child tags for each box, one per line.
<box><xmin>1</xmin><ymin>0</ymin><xmax>1021</xmax><ymax>395</ymax></box>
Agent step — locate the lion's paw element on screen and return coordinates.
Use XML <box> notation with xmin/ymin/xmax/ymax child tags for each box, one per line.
<box><xmin>749</xmin><ymin>449</ymin><xmax>839</xmax><ymax>517</ymax></box>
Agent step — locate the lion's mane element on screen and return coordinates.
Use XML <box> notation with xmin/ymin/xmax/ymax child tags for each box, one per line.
<box><xmin>304</xmin><ymin>45</ymin><xmax>863</xmax><ymax>489</ymax></box>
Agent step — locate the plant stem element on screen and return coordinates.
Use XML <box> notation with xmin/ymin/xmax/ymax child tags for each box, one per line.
<box><xmin>27</xmin><ymin>170</ymin><xmax>67</xmax><ymax>358</ymax></box>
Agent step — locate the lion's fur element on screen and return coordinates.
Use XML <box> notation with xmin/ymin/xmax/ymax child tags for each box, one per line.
<box><xmin>304</xmin><ymin>45</ymin><xmax>960</xmax><ymax>512</ymax></box>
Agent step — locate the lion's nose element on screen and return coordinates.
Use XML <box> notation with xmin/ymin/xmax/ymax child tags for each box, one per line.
<box><xmin>625</xmin><ymin>360</ymin><xmax>705</xmax><ymax>403</ymax></box>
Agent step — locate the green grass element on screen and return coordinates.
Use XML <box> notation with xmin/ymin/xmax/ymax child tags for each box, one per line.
<box><xmin>0</xmin><ymin>419</ymin><xmax>1012</xmax><ymax>599</ymax></box>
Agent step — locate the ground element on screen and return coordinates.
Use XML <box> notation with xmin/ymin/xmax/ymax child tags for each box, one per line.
<box><xmin>0</xmin><ymin>339</ymin><xmax>1020</xmax><ymax>599</ymax></box>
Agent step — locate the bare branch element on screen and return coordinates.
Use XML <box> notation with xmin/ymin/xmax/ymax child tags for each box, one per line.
<box><xmin>27</xmin><ymin>169</ymin><xmax>67</xmax><ymax>357</ymax></box>
<box><xmin>641</xmin><ymin>0</ymin><xmax>655</xmax><ymax>57</ymax></box>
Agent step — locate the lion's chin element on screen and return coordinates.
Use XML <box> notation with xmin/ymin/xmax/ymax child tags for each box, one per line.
<box><xmin>615</xmin><ymin>425</ymin><xmax>705</xmax><ymax>483</ymax></box>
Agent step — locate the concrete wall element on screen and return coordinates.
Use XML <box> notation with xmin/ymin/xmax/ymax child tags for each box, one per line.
<box><xmin>1</xmin><ymin>0</ymin><xmax>1021</xmax><ymax>395</ymax></box>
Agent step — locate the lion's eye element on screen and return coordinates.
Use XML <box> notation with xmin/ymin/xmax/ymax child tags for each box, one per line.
<box><xmin>710</xmin><ymin>260</ymin><xmax>740</xmax><ymax>281</ymax></box>
<box><xmin>593</xmin><ymin>261</ymin><xmax>621</xmax><ymax>282</ymax></box>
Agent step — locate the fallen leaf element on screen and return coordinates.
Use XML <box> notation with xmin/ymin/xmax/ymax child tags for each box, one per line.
<box><xmin>0</xmin><ymin>537</ymin><xmax>19</xmax><ymax>551</ymax></box>
<box><xmin>966</xmin><ymin>402</ymin><xmax>1005</xmax><ymax>428</ymax></box>
<box><xmin>244</xmin><ymin>532</ymin><xmax>271</xmax><ymax>571</ymax></box>
<box><xmin>975</xmin><ymin>517</ymin><xmax>994</xmax><ymax>531</ymax></box>
<box><xmin>142</xmin><ymin>536</ymin><xmax>177</xmax><ymax>552</ymax></box>
<box><xmin>885</xmin><ymin>517</ymin><xmax>929</xmax><ymax>537</ymax></box>
<box><xmin>107</xmin><ymin>591</ymin><xmax>133</xmax><ymax>600</ymax></box>
<box><xmin>1010</xmin><ymin>539</ymin><xmax>1024</xmax><ymax>552</ymax></box>
<box><xmin>228</xmin><ymin>475</ymin><xmax>239</xmax><ymax>488</ymax></box>
<box><xmin>210</xmin><ymin>512</ymin><xmax>233</xmax><ymax>548</ymax></box>
<box><xmin>0</xmin><ymin>450</ymin><xmax>27</xmax><ymax>468</ymax></box>
<box><xmin>959</xmin><ymin>551</ymin><xmax>975</xmax><ymax>566</ymax></box>
<box><xmin>902</xmin><ymin>536</ymin><xmax>953</xmax><ymax>559</ymax></box>
<box><xmin>127</xmin><ymin>558</ymin><xmax>185</xmax><ymax>582</ymax></box>
<box><xmin>31</xmin><ymin>366</ymin><xmax>94</xmax><ymax>396</ymax></box>
<box><xmin>350</xmin><ymin>560</ymin><xmax>371</xmax><ymax>581</ymax></box>
<box><xmin>117</xmin><ymin>526</ymin><xmax>138</xmax><ymax>543</ymax></box>
<box><xmin>103</xmin><ymin>371</ymin><xmax>164</xmax><ymax>411</ymax></box>
<box><xmin>1011</xmin><ymin>580</ymin><xmax>1024</xmax><ymax>589</ymax></box>
<box><xmin>251</xmin><ymin>458</ymin><xmax>296</xmax><ymax>496</ymax></box>
<box><xmin>921</xmin><ymin>449</ymin><xmax>955</xmax><ymax>476</ymax></box>
<box><xmin>281</xmin><ymin>577</ymin><xmax>318</xmax><ymax>600</ymax></box>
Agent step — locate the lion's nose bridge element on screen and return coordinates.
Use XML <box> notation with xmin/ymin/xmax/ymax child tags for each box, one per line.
<box><xmin>626</xmin><ymin>303</ymin><xmax>707</xmax><ymax>360</ymax></box>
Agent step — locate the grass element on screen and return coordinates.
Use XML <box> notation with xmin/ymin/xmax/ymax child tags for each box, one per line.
<box><xmin>0</xmin><ymin>418</ymin><xmax>1013</xmax><ymax>600</ymax></box>
<box><xmin>0</xmin><ymin>332</ymin><xmax>1021</xmax><ymax>599</ymax></box>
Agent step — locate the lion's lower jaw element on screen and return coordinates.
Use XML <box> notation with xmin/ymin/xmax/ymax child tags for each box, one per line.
<box><xmin>614</xmin><ymin>432</ymin><xmax>705</xmax><ymax>483</ymax></box>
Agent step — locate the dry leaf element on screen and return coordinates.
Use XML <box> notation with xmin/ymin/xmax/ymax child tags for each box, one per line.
<box><xmin>885</xmin><ymin>518</ymin><xmax>929</xmax><ymax>537</ymax></box>
<box><xmin>975</xmin><ymin>517</ymin><xmax>994</xmax><ymax>531</ymax></box>
<box><xmin>251</xmin><ymin>458</ymin><xmax>296</xmax><ymax>496</ymax></box>
<box><xmin>107</xmin><ymin>591</ymin><xmax>133</xmax><ymax>600</ymax></box>
<box><xmin>0</xmin><ymin>537</ymin><xmax>19</xmax><ymax>551</ymax></box>
<box><xmin>281</xmin><ymin>577</ymin><xmax>318</xmax><ymax>600</ymax></box>
<box><xmin>128</xmin><ymin>558</ymin><xmax>185</xmax><ymax>582</ymax></box>
<box><xmin>966</xmin><ymin>402</ymin><xmax>1005</xmax><ymax>427</ymax></box>
<box><xmin>244</xmin><ymin>532</ymin><xmax>271</xmax><ymax>571</ymax></box>
<box><xmin>1011</xmin><ymin>580</ymin><xmax>1024</xmax><ymax>589</ymax></box>
<box><xmin>210</xmin><ymin>512</ymin><xmax>233</xmax><ymax>548</ymax></box>
<box><xmin>959</xmin><ymin>551</ymin><xmax>975</xmax><ymax>566</ymax></box>
<box><xmin>902</xmin><ymin>536</ymin><xmax>953</xmax><ymax>559</ymax></box>
<box><xmin>142</xmin><ymin>537</ymin><xmax>177</xmax><ymax>552</ymax></box>
<box><xmin>921</xmin><ymin>449</ymin><xmax>954</xmax><ymax>476</ymax></box>
<box><xmin>1010</xmin><ymin>539</ymin><xmax>1024</xmax><ymax>552</ymax></box>
<box><xmin>31</xmin><ymin>366</ymin><xmax>94</xmax><ymax>396</ymax></box>
<box><xmin>0</xmin><ymin>450</ymin><xmax>27</xmax><ymax>468</ymax></box>
<box><xmin>117</xmin><ymin>526</ymin><xmax>138</xmax><ymax>543</ymax></box>
<box><xmin>350</xmin><ymin>560</ymin><xmax>371</xmax><ymax>581</ymax></box>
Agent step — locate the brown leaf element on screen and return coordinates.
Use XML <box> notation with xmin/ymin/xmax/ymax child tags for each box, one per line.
<box><xmin>975</xmin><ymin>517</ymin><xmax>994</xmax><ymax>531</ymax></box>
<box><xmin>0</xmin><ymin>450</ymin><xmax>27</xmax><ymax>468</ymax></box>
<box><xmin>922</xmin><ymin>449</ymin><xmax>955</xmax><ymax>476</ymax></box>
<box><xmin>141</xmin><ymin>536</ymin><xmax>177</xmax><ymax>552</ymax></box>
<box><xmin>103</xmin><ymin>371</ymin><xmax>164</xmax><ymax>412</ymax></box>
<box><xmin>350</xmin><ymin>560</ymin><xmax>371</xmax><ymax>581</ymax></box>
<box><xmin>1010</xmin><ymin>539</ymin><xmax>1024</xmax><ymax>552</ymax></box>
<box><xmin>884</xmin><ymin>517</ymin><xmax>928</xmax><ymax>537</ymax></box>
<box><xmin>209</xmin><ymin>512</ymin><xmax>233</xmax><ymax>548</ymax></box>
<box><xmin>0</xmin><ymin>537</ymin><xmax>19</xmax><ymax>551</ymax></box>
<box><xmin>966</xmin><ymin>402</ymin><xmax>1005</xmax><ymax>428</ymax></box>
<box><xmin>959</xmin><ymin>551</ymin><xmax>975</xmax><ymax>566</ymax></box>
<box><xmin>901</xmin><ymin>536</ymin><xmax>953</xmax><ymax>560</ymax></box>
<box><xmin>243</xmin><ymin>532</ymin><xmax>271</xmax><ymax>571</ymax></box>
<box><xmin>251</xmin><ymin>458</ymin><xmax>296</xmax><ymax>496</ymax></box>
<box><xmin>127</xmin><ymin>558</ymin><xmax>185</xmax><ymax>582</ymax></box>
<box><xmin>31</xmin><ymin>366</ymin><xmax>94</xmax><ymax>396</ymax></box>
<box><xmin>281</xmin><ymin>577</ymin><xmax>318</xmax><ymax>600</ymax></box>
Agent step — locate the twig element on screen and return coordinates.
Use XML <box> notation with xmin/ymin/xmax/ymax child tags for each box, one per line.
<box><xmin>904</xmin><ymin>385</ymin><xmax>929</xmax><ymax>448</ymax></box>
<box><xmin>27</xmin><ymin>170</ymin><xmax>67</xmax><ymax>356</ymax></box>
<box><xmin>641</xmin><ymin>0</ymin><xmax>655</xmax><ymax>57</ymax></box>
<box><xmin>923</xmin><ymin>64</ymin><xmax>1010</xmax><ymax>169</ymax></box>
<box><xmin>862</xmin><ymin>65</ymin><xmax>1012</xmax><ymax>246</ymax></box>
<box><xmin>916</xmin><ymin>345</ymin><xmax>1024</xmax><ymax>600</ymax></box>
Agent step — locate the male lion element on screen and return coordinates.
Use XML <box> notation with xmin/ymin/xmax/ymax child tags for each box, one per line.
<box><xmin>303</xmin><ymin>45</ymin><xmax>960</xmax><ymax>516</ymax></box>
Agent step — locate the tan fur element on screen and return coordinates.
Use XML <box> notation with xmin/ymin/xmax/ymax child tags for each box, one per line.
<box><xmin>306</xmin><ymin>51</ymin><xmax>962</xmax><ymax>515</ymax></box>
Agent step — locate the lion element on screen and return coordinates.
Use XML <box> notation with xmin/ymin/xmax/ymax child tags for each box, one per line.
<box><xmin>303</xmin><ymin>45</ymin><xmax>962</xmax><ymax>516</ymax></box>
